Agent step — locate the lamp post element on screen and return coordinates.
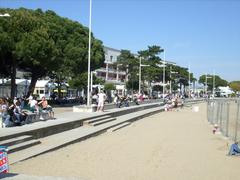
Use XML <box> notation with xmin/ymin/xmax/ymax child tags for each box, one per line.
<box><xmin>139</xmin><ymin>57</ymin><xmax>150</xmax><ymax>94</ymax></box>
<box><xmin>205</xmin><ymin>74</ymin><xmax>212</xmax><ymax>95</ymax></box>
<box><xmin>170</xmin><ymin>66</ymin><xmax>178</xmax><ymax>94</ymax></box>
<box><xmin>163</xmin><ymin>50</ymin><xmax>166</xmax><ymax>98</ymax></box>
<box><xmin>87</xmin><ymin>0</ymin><xmax>92</xmax><ymax>106</ymax></box>
<box><xmin>213</xmin><ymin>70</ymin><xmax>215</xmax><ymax>98</ymax></box>
<box><xmin>188</xmin><ymin>64</ymin><xmax>191</xmax><ymax>98</ymax></box>
<box><xmin>156</xmin><ymin>63</ymin><xmax>166</xmax><ymax>99</ymax></box>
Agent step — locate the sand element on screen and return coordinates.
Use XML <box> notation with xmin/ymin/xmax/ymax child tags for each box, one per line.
<box><xmin>10</xmin><ymin>103</ymin><xmax>240</xmax><ymax>180</ymax></box>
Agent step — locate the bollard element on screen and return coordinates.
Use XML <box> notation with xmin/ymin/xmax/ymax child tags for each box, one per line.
<box><xmin>0</xmin><ymin>146</ymin><xmax>9</xmax><ymax>174</ymax></box>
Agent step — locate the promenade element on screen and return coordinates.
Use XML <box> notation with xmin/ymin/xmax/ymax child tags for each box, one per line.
<box><xmin>6</xmin><ymin>102</ymin><xmax>240</xmax><ymax>180</ymax></box>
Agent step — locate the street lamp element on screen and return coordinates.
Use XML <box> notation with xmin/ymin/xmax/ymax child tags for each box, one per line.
<box><xmin>139</xmin><ymin>57</ymin><xmax>150</xmax><ymax>94</ymax></box>
<box><xmin>205</xmin><ymin>74</ymin><xmax>212</xmax><ymax>95</ymax></box>
<box><xmin>87</xmin><ymin>0</ymin><xmax>92</xmax><ymax>106</ymax></box>
<box><xmin>188</xmin><ymin>64</ymin><xmax>191</xmax><ymax>98</ymax></box>
<box><xmin>163</xmin><ymin>50</ymin><xmax>166</xmax><ymax>98</ymax></box>
<box><xmin>170</xmin><ymin>66</ymin><xmax>178</xmax><ymax>94</ymax></box>
<box><xmin>157</xmin><ymin>63</ymin><xmax>166</xmax><ymax>98</ymax></box>
<box><xmin>157</xmin><ymin>64</ymin><xmax>166</xmax><ymax>94</ymax></box>
<box><xmin>213</xmin><ymin>70</ymin><xmax>215</xmax><ymax>98</ymax></box>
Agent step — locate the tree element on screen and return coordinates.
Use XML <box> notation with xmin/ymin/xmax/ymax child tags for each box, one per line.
<box><xmin>104</xmin><ymin>83</ymin><xmax>115</xmax><ymax>91</ymax></box>
<box><xmin>115</xmin><ymin>50</ymin><xmax>139</xmax><ymax>92</ymax></box>
<box><xmin>199</xmin><ymin>74</ymin><xmax>228</xmax><ymax>91</ymax></box>
<box><xmin>229</xmin><ymin>81</ymin><xmax>240</xmax><ymax>92</ymax></box>
<box><xmin>104</xmin><ymin>83</ymin><xmax>115</xmax><ymax>103</ymax></box>
<box><xmin>0</xmin><ymin>8</ymin><xmax>105</xmax><ymax>98</ymax></box>
<box><xmin>138</xmin><ymin>45</ymin><xmax>165</xmax><ymax>83</ymax></box>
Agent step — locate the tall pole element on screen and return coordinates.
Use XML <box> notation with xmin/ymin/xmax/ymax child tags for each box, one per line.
<box><xmin>87</xmin><ymin>0</ymin><xmax>92</xmax><ymax>106</ymax></box>
<box><xmin>213</xmin><ymin>70</ymin><xmax>215</xmax><ymax>98</ymax></box>
<box><xmin>205</xmin><ymin>73</ymin><xmax>207</xmax><ymax>95</ymax></box>
<box><xmin>170</xmin><ymin>66</ymin><xmax>172</xmax><ymax>94</ymax></box>
<box><xmin>188</xmin><ymin>63</ymin><xmax>191</xmax><ymax>98</ymax></box>
<box><xmin>90</xmin><ymin>71</ymin><xmax>93</xmax><ymax>92</ymax></box>
<box><xmin>163</xmin><ymin>50</ymin><xmax>165</xmax><ymax>98</ymax></box>
<box><xmin>139</xmin><ymin>57</ymin><xmax>142</xmax><ymax>94</ymax></box>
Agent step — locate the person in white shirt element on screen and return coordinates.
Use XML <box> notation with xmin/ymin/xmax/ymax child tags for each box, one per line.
<box><xmin>97</xmin><ymin>90</ymin><xmax>106</xmax><ymax>112</ymax></box>
<box><xmin>28</xmin><ymin>96</ymin><xmax>39</xmax><ymax>113</ymax></box>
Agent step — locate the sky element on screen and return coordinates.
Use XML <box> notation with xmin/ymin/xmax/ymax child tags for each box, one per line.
<box><xmin>1</xmin><ymin>0</ymin><xmax>240</xmax><ymax>82</ymax></box>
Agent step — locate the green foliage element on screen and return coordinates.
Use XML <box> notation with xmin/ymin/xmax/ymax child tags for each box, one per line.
<box><xmin>229</xmin><ymin>81</ymin><xmax>240</xmax><ymax>92</ymax></box>
<box><xmin>0</xmin><ymin>8</ymin><xmax>105</xmax><ymax>97</ymax></box>
<box><xmin>104</xmin><ymin>83</ymin><xmax>115</xmax><ymax>91</ymax></box>
<box><xmin>199</xmin><ymin>74</ymin><xmax>228</xmax><ymax>90</ymax></box>
<box><xmin>138</xmin><ymin>45</ymin><xmax>164</xmax><ymax>83</ymax></box>
<box><xmin>126</xmin><ymin>79</ymin><xmax>139</xmax><ymax>91</ymax></box>
<box><xmin>68</xmin><ymin>72</ymin><xmax>88</xmax><ymax>90</ymax></box>
<box><xmin>116</xmin><ymin>49</ymin><xmax>138</xmax><ymax>76</ymax></box>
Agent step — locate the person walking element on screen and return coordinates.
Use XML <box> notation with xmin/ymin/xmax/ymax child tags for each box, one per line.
<box><xmin>113</xmin><ymin>94</ymin><xmax>120</xmax><ymax>108</ymax></box>
<box><xmin>97</xmin><ymin>90</ymin><xmax>106</xmax><ymax>112</ymax></box>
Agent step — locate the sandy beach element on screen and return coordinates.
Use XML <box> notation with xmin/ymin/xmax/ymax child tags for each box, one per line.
<box><xmin>10</xmin><ymin>103</ymin><xmax>240</xmax><ymax>180</ymax></box>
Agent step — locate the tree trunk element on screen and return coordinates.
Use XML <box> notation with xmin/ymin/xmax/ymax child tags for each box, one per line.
<box><xmin>57</xmin><ymin>81</ymin><xmax>61</xmax><ymax>99</ymax></box>
<box><xmin>10</xmin><ymin>59</ymin><xmax>16</xmax><ymax>99</ymax></box>
<box><xmin>27</xmin><ymin>75</ymin><xmax>38</xmax><ymax>98</ymax></box>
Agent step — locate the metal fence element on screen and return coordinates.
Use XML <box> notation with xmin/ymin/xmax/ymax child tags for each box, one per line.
<box><xmin>207</xmin><ymin>98</ymin><xmax>240</xmax><ymax>142</ymax></box>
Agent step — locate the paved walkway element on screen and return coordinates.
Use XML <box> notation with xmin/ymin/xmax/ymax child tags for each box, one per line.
<box><xmin>0</xmin><ymin>102</ymin><xmax>160</xmax><ymax>138</ymax></box>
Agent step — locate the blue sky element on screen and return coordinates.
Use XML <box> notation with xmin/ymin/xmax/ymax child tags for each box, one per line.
<box><xmin>1</xmin><ymin>0</ymin><xmax>240</xmax><ymax>81</ymax></box>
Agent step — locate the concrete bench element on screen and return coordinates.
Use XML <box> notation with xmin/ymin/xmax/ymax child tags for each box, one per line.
<box><xmin>23</xmin><ymin>111</ymin><xmax>50</xmax><ymax>124</ymax></box>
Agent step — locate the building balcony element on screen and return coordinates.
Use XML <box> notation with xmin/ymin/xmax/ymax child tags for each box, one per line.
<box><xmin>95</xmin><ymin>68</ymin><xmax>126</xmax><ymax>75</ymax></box>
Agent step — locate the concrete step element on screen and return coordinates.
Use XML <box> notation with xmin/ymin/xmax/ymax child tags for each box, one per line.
<box><xmin>107</xmin><ymin>122</ymin><xmax>131</xmax><ymax>132</ymax></box>
<box><xmin>8</xmin><ymin>106</ymin><xmax>166</xmax><ymax>164</ymax></box>
<box><xmin>0</xmin><ymin>135</ymin><xmax>33</xmax><ymax>147</ymax></box>
<box><xmin>8</xmin><ymin>139</ymin><xmax>41</xmax><ymax>154</ymax></box>
<box><xmin>83</xmin><ymin>115</ymin><xmax>112</xmax><ymax>125</ymax></box>
<box><xmin>91</xmin><ymin>117</ymin><xmax>116</xmax><ymax>126</ymax></box>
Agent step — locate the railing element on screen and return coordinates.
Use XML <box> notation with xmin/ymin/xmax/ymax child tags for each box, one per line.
<box><xmin>207</xmin><ymin>98</ymin><xmax>240</xmax><ymax>142</ymax></box>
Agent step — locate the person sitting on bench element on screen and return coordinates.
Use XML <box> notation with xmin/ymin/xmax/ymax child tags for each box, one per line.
<box><xmin>38</xmin><ymin>96</ymin><xmax>54</xmax><ymax>119</ymax></box>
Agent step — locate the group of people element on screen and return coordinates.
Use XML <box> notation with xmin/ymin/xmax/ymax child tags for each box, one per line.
<box><xmin>0</xmin><ymin>96</ymin><xmax>54</xmax><ymax>128</ymax></box>
<box><xmin>113</xmin><ymin>94</ymin><xmax>130</xmax><ymax>108</ymax></box>
<box><xmin>164</xmin><ymin>95</ymin><xmax>184</xmax><ymax>111</ymax></box>
<box><xmin>92</xmin><ymin>91</ymin><xmax>142</xmax><ymax>112</ymax></box>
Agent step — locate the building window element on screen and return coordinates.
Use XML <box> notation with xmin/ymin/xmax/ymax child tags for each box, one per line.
<box><xmin>110</xmin><ymin>55</ymin><xmax>113</xmax><ymax>62</ymax></box>
<box><xmin>40</xmin><ymin>90</ymin><xmax>44</xmax><ymax>94</ymax></box>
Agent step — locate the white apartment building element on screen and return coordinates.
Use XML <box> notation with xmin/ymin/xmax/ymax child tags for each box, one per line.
<box><xmin>94</xmin><ymin>46</ymin><xmax>127</xmax><ymax>95</ymax></box>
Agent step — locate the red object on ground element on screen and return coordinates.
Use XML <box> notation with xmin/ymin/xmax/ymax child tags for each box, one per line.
<box><xmin>0</xmin><ymin>147</ymin><xmax>9</xmax><ymax>174</ymax></box>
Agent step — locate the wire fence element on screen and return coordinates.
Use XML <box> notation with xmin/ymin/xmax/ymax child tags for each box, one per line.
<box><xmin>207</xmin><ymin>98</ymin><xmax>240</xmax><ymax>142</ymax></box>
